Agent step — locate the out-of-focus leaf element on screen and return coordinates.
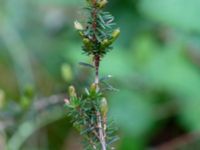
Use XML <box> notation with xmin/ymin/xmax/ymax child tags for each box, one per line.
<box><xmin>119</xmin><ymin>136</ymin><xmax>144</xmax><ymax>150</ymax></box>
<box><xmin>134</xmin><ymin>37</ymin><xmax>200</xmax><ymax>131</ymax></box>
<box><xmin>61</xmin><ymin>63</ymin><xmax>73</xmax><ymax>82</ymax></box>
<box><xmin>0</xmin><ymin>90</ymin><xmax>5</xmax><ymax>108</ymax></box>
<box><xmin>109</xmin><ymin>90</ymin><xmax>155</xmax><ymax>137</ymax></box>
<box><xmin>101</xmin><ymin>47</ymin><xmax>133</xmax><ymax>78</ymax></box>
<box><xmin>7</xmin><ymin>105</ymin><xmax>65</xmax><ymax>150</ymax></box>
<box><xmin>38</xmin><ymin>0</ymin><xmax>83</xmax><ymax>5</ymax></box>
<box><xmin>139</xmin><ymin>0</ymin><xmax>200</xmax><ymax>32</ymax></box>
<box><xmin>79</xmin><ymin>62</ymin><xmax>94</xmax><ymax>69</ymax></box>
<box><xmin>131</xmin><ymin>34</ymin><xmax>158</xmax><ymax>68</ymax></box>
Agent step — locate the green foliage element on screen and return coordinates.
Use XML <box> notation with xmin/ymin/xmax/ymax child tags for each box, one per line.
<box><xmin>65</xmin><ymin>0</ymin><xmax>120</xmax><ymax>149</ymax></box>
<box><xmin>65</xmin><ymin>85</ymin><xmax>118</xmax><ymax>149</ymax></box>
<box><xmin>140</xmin><ymin>0</ymin><xmax>200</xmax><ymax>32</ymax></box>
<box><xmin>109</xmin><ymin>90</ymin><xmax>154</xmax><ymax>136</ymax></box>
<box><xmin>2</xmin><ymin>0</ymin><xmax>200</xmax><ymax>149</ymax></box>
<box><xmin>75</xmin><ymin>0</ymin><xmax>120</xmax><ymax>57</ymax></box>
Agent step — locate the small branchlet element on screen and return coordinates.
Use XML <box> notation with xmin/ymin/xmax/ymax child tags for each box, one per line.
<box><xmin>74</xmin><ymin>0</ymin><xmax>120</xmax><ymax>57</ymax></box>
<box><xmin>65</xmin><ymin>0</ymin><xmax>120</xmax><ymax>150</ymax></box>
<box><xmin>65</xmin><ymin>84</ymin><xmax>118</xmax><ymax>149</ymax></box>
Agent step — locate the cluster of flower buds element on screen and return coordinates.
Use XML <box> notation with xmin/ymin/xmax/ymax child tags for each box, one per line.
<box><xmin>74</xmin><ymin>22</ymin><xmax>120</xmax><ymax>56</ymax></box>
<box><xmin>74</xmin><ymin>0</ymin><xmax>120</xmax><ymax>57</ymax></box>
<box><xmin>86</xmin><ymin>0</ymin><xmax>108</xmax><ymax>8</ymax></box>
<box><xmin>65</xmin><ymin>0</ymin><xmax>120</xmax><ymax>148</ymax></box>
<box><xmin>74</xmin><ymin>20</ymin><xmax>120</xmax><ymax>46</ymax></box>
<box><xmin>97</xmin><ymin>0</ymin><xmax>108</xmax><ymax>8</ymax></box>
<box><xmin>100</xmin><ymin>28</ymin><xmax>120</xmax><ymax>49</ymax></box>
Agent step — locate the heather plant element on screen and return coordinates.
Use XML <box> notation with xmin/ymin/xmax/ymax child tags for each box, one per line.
<box><xmin>64</xmin><ymin>0</ymin><xmax>120</xmax><ymax>149</ymax></box>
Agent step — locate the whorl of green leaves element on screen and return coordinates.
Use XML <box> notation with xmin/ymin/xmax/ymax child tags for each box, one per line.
<box><xmin>65</xmin><ymin>85</ymin><xmax>119</xmax><ymax>150</ymax></box>
<box><xmin>74</xmin><ymin>0</ymin><xmax>120</xmax><ymax>57</ymax></box>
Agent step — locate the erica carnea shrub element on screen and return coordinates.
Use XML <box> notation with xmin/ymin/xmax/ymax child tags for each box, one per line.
<box><xmin>64</xmin><ymin>0</ymin><xmax>120</xmax><ymax>149</ymax></box>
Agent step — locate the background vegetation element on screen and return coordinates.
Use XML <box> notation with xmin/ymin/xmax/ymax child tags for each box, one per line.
<box><xmin>1</xmin><ymin>0</ymin><xmax>200</xmax><ymax>149</ymax></box>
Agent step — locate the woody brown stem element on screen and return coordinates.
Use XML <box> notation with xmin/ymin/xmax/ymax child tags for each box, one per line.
<box><xmin>94</xmin><ymin>55</ymin><xmax>100</xmax><ymax>84</ymax></box>
<box><xmin>91</xmin><ymin>0</ymin><xmax>99</xmax><ymax>85</ymax></box>
<box><xmin>91</xmin><ymin>1</ymin><xmax>107</xmax><ymax>150</ymax></box>
<box><xmin>97</xmin><ymin>111</ymin><xmax>107</xmax><ymax>150</ymax></box>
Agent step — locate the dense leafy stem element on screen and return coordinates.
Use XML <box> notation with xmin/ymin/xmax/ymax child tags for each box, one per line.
<box><xmin>75</xmin><ymin>0</ymin><xmax>120</xmax><ymax>57</ymax></box>
<box><xmin>65</xmin><ymin>85</ymin><xmax>118</xmax><ymax>150</ymax></box>
<box><xmin>65</xmin><ymin>0</ymin><xmax>120</xmax><ymax>150</ymax></box>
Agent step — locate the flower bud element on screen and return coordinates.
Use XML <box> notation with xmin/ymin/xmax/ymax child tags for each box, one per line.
<box><xmin>64</xmin><ymin>98</ymin><xmax>75</xmax><ymax>108</ymax></box>
<box><xmin>111</xmin><ymin>28</ymin><xmax>120</xmax><ymax>40</ymax></box>
<box><xmin>102</xmin><ymin>39</ymin><xmax>109</xmax><ymax>44</ymax></box>
<box><xmin>102</xmin><ymin>39</ymin><xmax>109</xmax><ymax>46</ymax></box>
<box><xmin>64</xmin><ymin>98</ymin><xmax>70</xmax><ymax>105</ymax></box>
<box><xmin>83</xmin><ymin>38</ymin><xmax>93</xmax><ymax>51</ymax></box>
<box><xmin>90</xmin><ymin>83</ymin><xmax>98</xmax><ymax>93</ymax></box>
<box><xmin>101</xmin><ymin>29</ymin><xmax>120</xmax><ymax>49</ymax></box>
<box><xmin>64</xmin><ymin>98</ymin><xmax>78</xmax><ymax>109</ymax></box>
<box><xmin>83</xmin><ymin>38</ymin><xmax>90</xmax><ymax>45</ymax></box>
<box><xmin>97</xmin><ymin>0</ymin><xmax>108</xmax><ymax>8</ymax></box>
<box><xmin>74</xmin><ymin>21</ymin><xmax>84</xmax><ymax>30</ymax></box>
<box><xmin>101</xmin><ymin>39</ymin><xmax>112</xmax><ymax>48</ymax></box>
<box><xmin>78</xmin><ymin>31</ymin><xmax>84</xmax><ymax>37</ymax></box>
<box><xmin>69</xmin><ymin>85</ymin><xmax>77</xmax><ymax>98</ymax></box>
<box><xmin>100</xmin><ymin>97</ymin><xmax>108</xmax><ymax>117</ymax></box>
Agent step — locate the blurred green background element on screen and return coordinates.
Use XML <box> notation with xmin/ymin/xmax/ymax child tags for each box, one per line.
<box><xmin>1</xmin><ymin>0</ymin><xmax>200</xmax><ymax>149</ymax></box>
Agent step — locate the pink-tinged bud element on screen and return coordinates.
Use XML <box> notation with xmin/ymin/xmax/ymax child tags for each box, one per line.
<box><xmin>64</xmin><ymin>98</ymin><xmax>70</xmax><ymax>105</ymax></box>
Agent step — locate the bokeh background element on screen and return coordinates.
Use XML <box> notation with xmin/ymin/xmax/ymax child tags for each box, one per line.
<box><xmin>1</xmin><ymin>0</ymin><xmax>200</xmax><ymax>149</ymax></box>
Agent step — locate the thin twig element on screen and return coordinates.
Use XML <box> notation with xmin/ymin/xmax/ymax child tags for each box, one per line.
<box><xmin>97</xmin><ymin>111</ymin><xmax>107</xmax><ymax>150</ymax></box>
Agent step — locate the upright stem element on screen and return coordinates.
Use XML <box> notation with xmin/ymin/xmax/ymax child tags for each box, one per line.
<box><xmin>97</xmin><ymin>111</ymin><xmax>107</xmax><ymax>150</ymax></box>
<box><xmin>91</xmin><ymin>0</ymin><xmax>100</xmax><ymax>85</ymax></box>
<box><xmin>94</xmin><ymin>55</ymin><xmax>107</xmax><ymax>150</ymax></box>
<box><xmin>91</xmin><ymin>1</ymin><xmax>107</xmax><ymax>149</ymax></box>
<box><xmin>94</xmin><ymin>55</ymin><xmax>100</xmax><ymax>85</ymax></box>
